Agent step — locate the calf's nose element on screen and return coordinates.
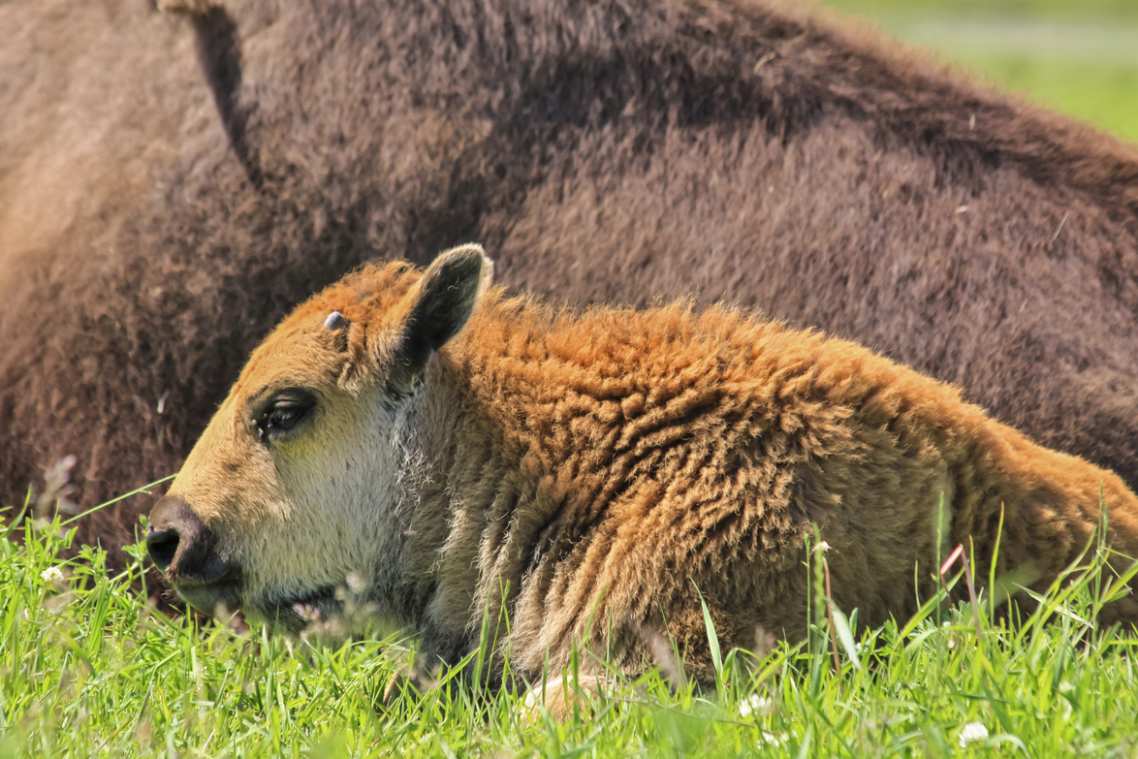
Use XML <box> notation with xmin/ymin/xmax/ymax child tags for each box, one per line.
<box><xmin>147</xmin><ymin>495</ymin><xmax>221</xmax><ymax>581</ymax></box>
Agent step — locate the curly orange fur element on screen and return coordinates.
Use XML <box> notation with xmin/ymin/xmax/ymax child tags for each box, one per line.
<box><xmin>171</xmin><ymin>253</ymin><xmax>1138</xmax><ymax>681</ymax></box>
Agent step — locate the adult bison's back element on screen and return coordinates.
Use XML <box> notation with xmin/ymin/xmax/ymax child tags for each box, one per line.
<box><xmin>2</xmin><ymin>0</ymin><xmax>1137</xmax><ymax>556</ymax></box>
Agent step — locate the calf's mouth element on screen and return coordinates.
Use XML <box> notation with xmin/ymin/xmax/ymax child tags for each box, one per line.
<box><xmin>146</xmin><ymin>495</ymin><xmax>357</xmax><ymax>632</ymax></box>
<box><xmin>147</xmin><ymin>495</ymin><xmax>244</xmax><ymax>614</ymax></box>
<box><xmin>258</xmin><ymin>585</ymin><xmax>343</xmax><ymax>632</ymax></box>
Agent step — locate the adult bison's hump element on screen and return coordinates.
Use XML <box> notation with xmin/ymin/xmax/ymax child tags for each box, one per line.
<box><xmin>1</xmin><ymin>0</ymin><xmax>1137</xmax><ymax>558</ymax></box>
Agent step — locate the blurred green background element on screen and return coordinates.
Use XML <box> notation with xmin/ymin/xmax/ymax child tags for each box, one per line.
<box><xmin>824</xmin><ymin>0</ymin><xmax>1138</xmax><ymax>143</ymax></box>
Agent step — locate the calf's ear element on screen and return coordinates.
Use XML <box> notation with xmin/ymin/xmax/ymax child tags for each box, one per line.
<box><xmin>394</xmin><ymin>244</ymin><xmax>493</xmax><ymax>375</ymax></box>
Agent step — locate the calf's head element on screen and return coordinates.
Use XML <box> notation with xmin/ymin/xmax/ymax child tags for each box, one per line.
<box><xmin>147</xmin><ymin>245</ymin><xmax>492</xmax><ymax>629</ymax></box>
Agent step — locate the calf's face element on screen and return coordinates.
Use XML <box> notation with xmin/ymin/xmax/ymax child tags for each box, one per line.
<box><xmin>147</xmin><ymin>246</ymin><xmax>490</xmax><ymax>629</ymax></box>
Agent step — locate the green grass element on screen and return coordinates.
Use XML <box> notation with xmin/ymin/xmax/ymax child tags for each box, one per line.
<box><xmin>826</xmin><ymin>1</ymin><xmax>1138</xmax><ymax>143</ymax></box>
<box><xmin>4</xmin><ymin>505</ymin><xmax>1138</xmax><ymax>757</ymax></box>
<box><xmin>825</xmin><ymin>0</ymin><xmax>1138</xmax><ymax>20</ymax></box>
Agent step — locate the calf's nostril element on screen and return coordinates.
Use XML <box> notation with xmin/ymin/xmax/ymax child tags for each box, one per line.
<box><xmin>147</xmin><ymin>528</ymin><xmax>180</xmax><ymax>571</ymax></box>
<box><xmin>146</xmin><ymin>495</ymin><xmax>226</xmax><ymax>582</ymax></box>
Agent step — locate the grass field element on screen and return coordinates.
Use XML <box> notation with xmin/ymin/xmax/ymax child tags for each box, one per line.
<box><xmin>4</xmin><ymin>509</ymin><xmax>1138</xmax><ymax>757</ymax></box>
<box><xmin>4</xmin><ymin>3</ymin><xmax>1138</xmax><ymax>757</ymax></box>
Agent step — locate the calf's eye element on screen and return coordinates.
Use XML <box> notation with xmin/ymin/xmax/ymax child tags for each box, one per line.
<box><xmin>253</xmin><ymin>389</ymin><xmax>316</xmax><ymax>443</ymax></box>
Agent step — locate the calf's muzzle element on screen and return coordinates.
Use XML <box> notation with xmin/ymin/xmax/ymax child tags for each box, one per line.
<box><xmin>147</xmin><ymin>495</ymin><xmax>229</xmax><ymax>585</ymax></box>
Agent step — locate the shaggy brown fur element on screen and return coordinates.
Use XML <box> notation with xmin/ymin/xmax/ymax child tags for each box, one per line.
<box><xmin>3</xmin><ymin>0</ymin><xmax>1137</xmax><ymax>564</ymax></box>
<box><xmin>159</xmin><ymin>248</ymin><xmax>1138</xmax><ymax>683</ymax></box>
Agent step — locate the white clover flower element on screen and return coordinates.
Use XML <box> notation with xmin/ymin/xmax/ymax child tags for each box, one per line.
<box><xmin>738</xmin><ymin>693</ymin><xmax>774</xmax><ymax>718</ymax></box>
<box><xmin>40</xmin><ymin>565</ymin><xmax>67</xmax><ymax>588</ymax></box>
<box><xmin>760</xmin><ymin>731</ymin><xmax>788</xmax><ymax>747</ymax></box>
<box><xmin>958</xmin><ymin>722</ymin><xmax>989</xmax><ymax>748</ymax></box>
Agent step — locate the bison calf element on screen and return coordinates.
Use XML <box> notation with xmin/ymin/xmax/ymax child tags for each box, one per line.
<box><xmin>149</xmin><ymin>245</ymin><xmax>1138</xmax><ymax>682</ymax></box>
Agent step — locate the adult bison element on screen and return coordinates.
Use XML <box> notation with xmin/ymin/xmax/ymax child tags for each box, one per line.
<box><xmin>2</xmin><ymin>0</ymin><xmax>1137</xmax><ymax>561</ymax></box>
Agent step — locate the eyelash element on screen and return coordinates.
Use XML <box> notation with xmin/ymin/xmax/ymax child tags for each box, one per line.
<box><xmin>253</xmin><ymin>392</ymin><xmax>316</xmax><ymax>443</ymax></box>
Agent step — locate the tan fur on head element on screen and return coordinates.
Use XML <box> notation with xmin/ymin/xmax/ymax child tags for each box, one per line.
<box><xmin>160</xmin><ymin>244</ymin><xmax>1138</xmax><ymax>680</ymax></box>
